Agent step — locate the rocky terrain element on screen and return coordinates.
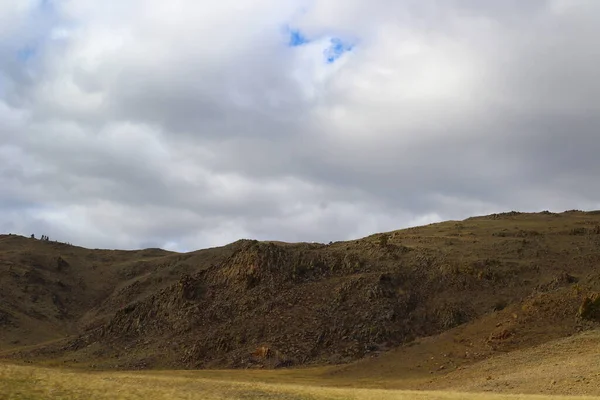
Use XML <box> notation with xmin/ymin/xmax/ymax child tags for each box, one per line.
<box><xmin>2</xmin><ymin>210</ymin><xmax>600</xmax><ymax>371</ymax></box>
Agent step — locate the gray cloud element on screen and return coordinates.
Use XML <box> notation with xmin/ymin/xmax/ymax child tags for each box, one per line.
<box><xmin>1</xmin><ymin>0</ymin><xmax>600</xmax><ymax>251</ymax></box>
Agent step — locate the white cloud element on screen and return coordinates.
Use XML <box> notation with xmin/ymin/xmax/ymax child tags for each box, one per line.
<box><xmin>1</xmin><ymin>0</ymin><xmax>600</xmax><ymax>250</ymax></box>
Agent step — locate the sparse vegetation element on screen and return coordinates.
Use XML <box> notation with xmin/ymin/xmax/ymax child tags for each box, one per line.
<box><xmin>1</xmin><ymin>360</ymin><xmax>599</xmax><ymax>399</ymax></box>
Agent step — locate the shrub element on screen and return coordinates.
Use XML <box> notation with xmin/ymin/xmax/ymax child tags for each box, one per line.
<box><xmin>493</xmin><ymin>299</ymin><xmax>508</xmax><ymax>312</ymax></box>
<box><xmin>578</xmin><ymin>293</ymin><xmax>600</xmax><ymax>321</ymax></box>
<box><xmin>569</xmin><ymin>227</ymin><xmax>587</xmax><ymax>236</ymax></box>
<box><xmin>378</xmin><ymin>234</ymin><xmax>390</xmax><ymax>248</ymax></box>
<box><xmin>437</xmin><ymin>304</ymin><xmax>472</xmax><ymax>329</ymax></box>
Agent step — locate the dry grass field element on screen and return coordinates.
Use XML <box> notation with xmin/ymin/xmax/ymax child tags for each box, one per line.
<box><xmin>2</xmin><ymin>329</ymin><xmax>600</xmax><ymax>399</ymax></box>
<box><xmin>1</xmin><ymin>361</ymin><xmax>599</xmax><ymax>400</ymax></box>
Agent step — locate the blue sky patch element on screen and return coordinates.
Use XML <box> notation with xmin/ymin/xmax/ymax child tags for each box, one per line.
<box><xmin>324</xmin><ymin>38</ymin><xmax>354</xmax><ymax>64</ymax></box>
<box><xmin>288</xmin><ymin>28</ymin><xmax>310</xmax><ymax>47</ymax></box>
<box><xmin>284</xmin><ymin>26</ymin><xmax>356</xmax><ymax>64</ymax></box>
<box><xmin>17</xmin><ymin>47</ymin><xmax>36</xmax><ymax>62</ymax></box>
<box><xmin>40</xmin><ymin>0</ymin><xmax>55</xmax><ymax>12</ymax></box>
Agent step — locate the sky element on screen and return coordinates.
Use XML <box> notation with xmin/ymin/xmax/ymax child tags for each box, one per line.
<box><xmin>1</xmin><ymin>0</ymin><xmax>600</xmax><ymax>251</ymax></box>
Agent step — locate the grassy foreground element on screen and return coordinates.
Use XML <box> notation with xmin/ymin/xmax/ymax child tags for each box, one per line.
<box><xmin>1</xmin><ymin>363</ymin><xmax>598</xmax><ymax>400</ymax></box>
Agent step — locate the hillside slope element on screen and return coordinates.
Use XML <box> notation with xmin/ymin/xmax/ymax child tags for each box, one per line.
<box><xmin>2</xmin><ymin>210</ymin><xmax>600</xmax><ymax>371</ymax></box>
<box><xmin>0</xmin><ymin>236</ymin><xmax>242</xmax><ymax>350</ymax></box>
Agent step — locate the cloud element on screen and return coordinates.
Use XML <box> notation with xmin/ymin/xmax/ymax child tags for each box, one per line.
<box><xmin>1</xmin><ymin>0</ymin><xmax>600</xmax><ymax>251</ymax></box>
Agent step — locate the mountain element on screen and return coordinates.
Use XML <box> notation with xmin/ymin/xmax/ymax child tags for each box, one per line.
<box><xmin>1</xmin><ymin>210</ymin><xmax>600</xmax><ymax>371</ymax></box>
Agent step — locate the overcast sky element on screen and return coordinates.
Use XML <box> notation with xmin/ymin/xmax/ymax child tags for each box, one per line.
<box><xmin>1</xmin><ymin>0</ymin><xmax>599</xmax><ymax>251</ymax></box>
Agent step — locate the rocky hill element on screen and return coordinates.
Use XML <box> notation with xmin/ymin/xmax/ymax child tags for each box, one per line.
<box><xmin>2</xmin><ymin>210</ymin><xmax>600</xmax><ymax>370</ymax></box>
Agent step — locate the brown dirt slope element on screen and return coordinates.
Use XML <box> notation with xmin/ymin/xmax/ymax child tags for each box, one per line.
<box><xmin>2</xmin><ymin>210</ymin><xmax>600</xmax><ymax>372</ymax></box>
